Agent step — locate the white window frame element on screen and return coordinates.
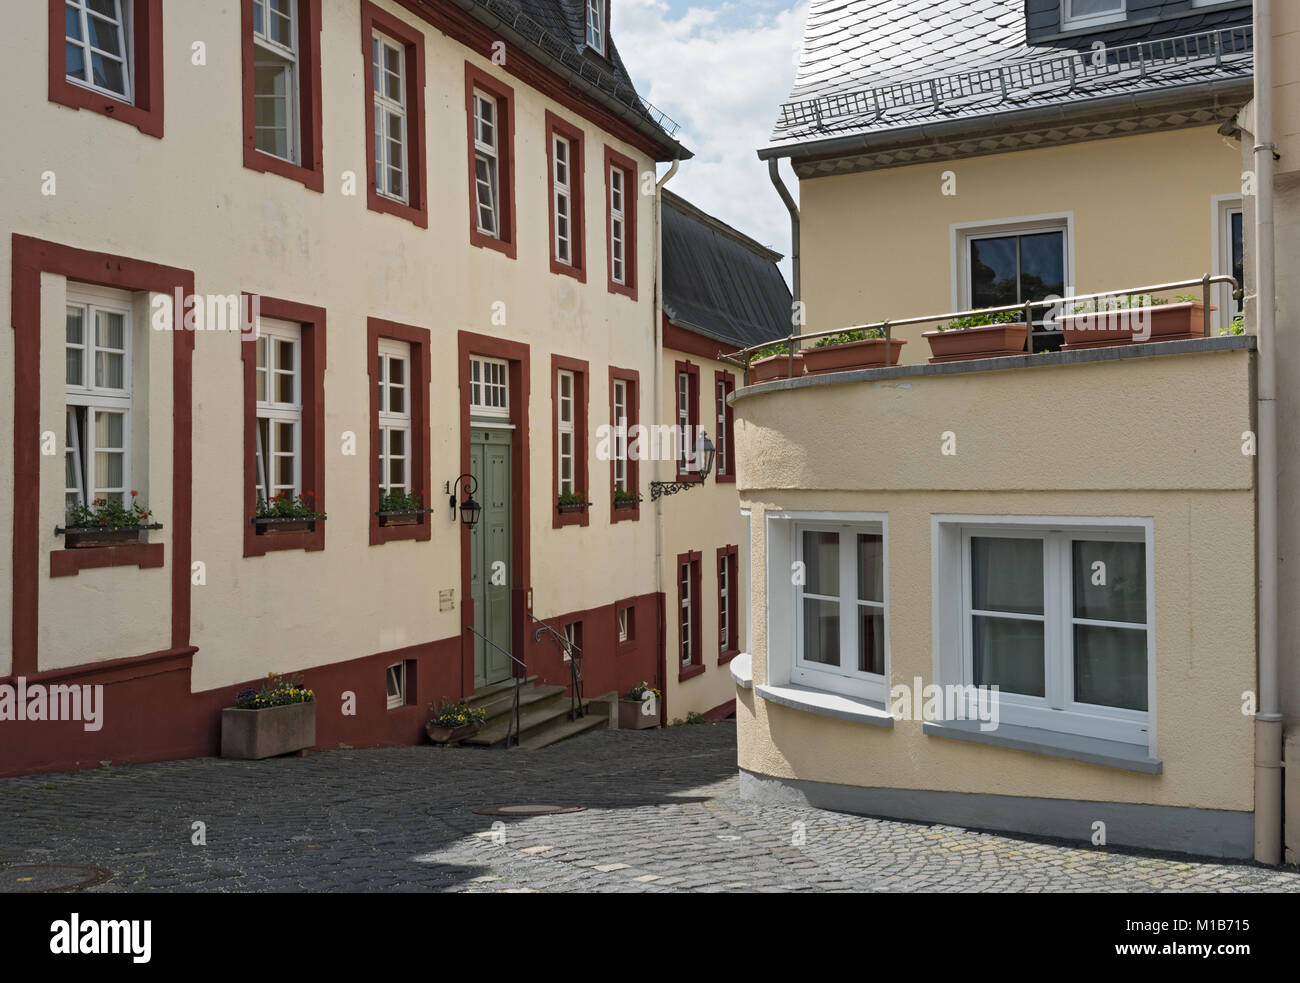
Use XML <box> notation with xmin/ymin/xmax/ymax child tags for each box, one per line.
<box><xmin>552</xmin><ymin>133</ymin><xmax>573</xmax><ymax>265</ymax></box>
<box><xmin>385</xmin><ymin>662</ymin><xmax>405</xmax><ymax>710</ymax></box>
<box><xmin>65</xmin><ymin>285</ymin><xmax>134</xmax><ymax>512</ymax></box>
<box><xmin>612</xmin><ymin>378</ymin><xmax>628</xmax><ymax>492</ymax></box>
<box><xmin>765</xmin><ymin>512</ymin><xmax>890</xmax><ymax>703</ymax></box>
<box><xmin>252</xmin><ymin>0</ymin><xmax>300</xmax><ymax>164</ymax></box>
<box><xmin>65</xmin><ymin>0</ymin><xmax>133</xmax><ymax>103</ymax></box>
<box><xmin>473</xmin><ymin>90</ymin><xmax>501</xmax><ymax>238</ymax></box>
<box><xmin>557</xmin><ymin>369</ymin><xmax>576</xmax><ymax>496</ymax></box>
<box><xmin>680</xmin><ymin>559</ymin><xmax>695</xmax><ymax>666</ymax></box>
<box><xmin>255</xmin><ymin>318</ymin><xmax>303</xmax><ymax>504</ymax></box>
<box><xmin>676</xmin><ymin>371</ymin><xmax>693</xmax><ymax>472</ymax></box>
<box><xmin>469</xmin><ymin>355</ymin><xmax>509</xmax><ymax>419</ymax></box>
<box><xmin>932</xmin><ymin>515</ymin><xmax>1155</xmax><ymax>748</ymax></box>
<box><xmin>950</xmin><ymin>213</ymin><xmax>1075</xmax><ymax>328</ymax></box>
<box><xmin>715</xmin><ymin>380</ymin><xmax>727</xmax><ymax>477</ymax></box>
<box><xmin>609</xmin><ymin>166</ymin><xmax>626</xmax><ymax>285</ymax></box>
<box><xmin>792</xmin><ymin>521</ymin><xmax>887</xmax><ymax>701</ymax></box>
<box><xmin>586</xmin><ymin>0</ymin><xmax>605</xmax><ymax>55</ymax></box>
<box><xmin>719</xmin><ymin>552</ymin><xmax>731</xmax><ymax>652</ymax></box>
<box><xmin>1211</xmin><ymin>193</ymin><xmax>1244</xmax><ymax>334</ymax></box>
<box><xmin>373</xmin><ymin>31</ymin><xmax>408</xmax><ymax>204</ymax></box>
<box><xmin>377</xmin><ymin>339</ymin><xmax>412</xmax><ymax>496</ymax></box>
<box><xmin>617</xmin><ymin>607</ymin><xmax>630</xmax><ymax>644</ymax></box>
<box><xmin>1061</xmin><ymin>0</ymin><xmax>1126</xmax><ymax>31</ymax></box>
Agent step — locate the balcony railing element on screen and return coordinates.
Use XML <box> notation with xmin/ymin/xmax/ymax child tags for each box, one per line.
<box><xmin>721</xmin><ymin>274</ymin><xmax>1243</xmax><ymax>387</ymax></box>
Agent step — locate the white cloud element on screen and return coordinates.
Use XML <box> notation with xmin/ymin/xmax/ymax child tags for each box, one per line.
<box><xmin>615</xmin><ymin>0</ymin><xmax>808</xmax><ymax>284</ymax></box>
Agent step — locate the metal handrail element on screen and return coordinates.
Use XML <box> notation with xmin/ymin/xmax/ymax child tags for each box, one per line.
<box><xmin>464</xmin><ymin>625</ymin><xmax>526</xmax><ymax>748</ymax></box>
<box><xmin>721</xmin><ymin>274</ymin><xmax>1242</xmax><ymax>385</ymax></box>
<box><xmin>528</xmin><ymin>612</ymin><xmax>584</xmax><ymax>721</ymax></box>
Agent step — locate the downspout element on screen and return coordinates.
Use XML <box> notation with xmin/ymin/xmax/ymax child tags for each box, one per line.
<box><xmin>768</xmin><ymin>158</ymin><xmax>800</xmax><ymax>307</ymax></box>
<box><xmin>654</xmin><ymin>158</ymin><xmax>680</xmax><ymax>724</ymax></box>
<box><xmin>1253</xmin><ymin>0</ymin><xmax>1283</xmax><ymax>866</ymax></box>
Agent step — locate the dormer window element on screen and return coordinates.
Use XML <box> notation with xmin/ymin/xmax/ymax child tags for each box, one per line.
<box><xmin>1061</xmin><ymin>0</ymin><xmax>1125</xmax><ymax>30</ymax></box>
<box><xmin>585</xmin><ymin>0</ymin><xmax>605</xmax><ymax>55</ymax></box>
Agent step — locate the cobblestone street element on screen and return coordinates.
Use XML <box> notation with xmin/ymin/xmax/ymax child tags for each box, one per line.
<box><xmin>3</xmin><ymin>723</ymin><xmax>1298</xmax><ymax>893</ymax></box>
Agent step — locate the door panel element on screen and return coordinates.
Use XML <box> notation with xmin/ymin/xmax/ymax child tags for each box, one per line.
<box><xmin>471</xmin><ymin>427</ymin><xmax>513</xmax><ymax>687</ymax></box>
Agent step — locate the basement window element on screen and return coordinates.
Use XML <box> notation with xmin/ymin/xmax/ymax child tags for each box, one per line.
<box><xmin>385</xmin><ymin>662</ymin><xmax>405</xmax><ymax>710</ymax></box>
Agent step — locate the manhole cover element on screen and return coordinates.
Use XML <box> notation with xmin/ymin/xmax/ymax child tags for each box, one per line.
<box><xmin>472</xmin><ymin>804</ymin><xmax>586</xmax><ymax>816</ymax></box>
<box><xmin>1</xmin><ymin>864</ymin><xmax>113</xmax><ymax>893</ymax></box>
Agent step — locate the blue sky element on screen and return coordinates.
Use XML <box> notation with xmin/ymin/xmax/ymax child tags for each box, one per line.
<box><xmin>613</xmin><ymin>0</ymin><xmax>809</xmax><ymax>284</ymax></box>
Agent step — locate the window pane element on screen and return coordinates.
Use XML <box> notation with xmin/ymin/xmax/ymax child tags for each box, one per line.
<box><xmin>66</xmin><ymin>5</ymin><xmax>83</xmax><ymax>40</ymax></box>
<box><xmin>86</xmin><ymin>14</ymin><xmax>122</xmax><ymax>57</ymax></box>
<box><xmin>90</xmin><ymin>52</ymin><xmax>126</xmax><ymax>95</ymax></box>
<box><xmin>1019</xmin><ymin>231</ymin><xmax>1065</xmax><ymax>300</ymax></box>
<box><xmin>95</xmin><ymin>410</ymin><xmax>124</xmax><ymax>449</ymax></box>
<box><xmin>858</xmin><ymin>609</ymin><xmax>884</xmax><ymax>675</ymax></box>
<box><xmin>388</xmin><ymin>428</ymin><xmax>405</xmax><ymax>457</ymax></box>
<box><xmin>96</xmin><ymin>351</ymin><xmax>124</xmax><ymax>390</ymax></box>
<box><xmin>389</xmin><ymin>456</ymin><xmax>406</xmax><ymax>488</ymax></box>
<box><xmin>96</xmin><ymin>310</ymin><xmax>124</xmax><ymax>350</ymax></box>
<box><xmin>66</xmin><ymin>42</ymin><xmax>86</xmax><ymax>79</ymax></box>
<box><xmin>1071</xmin><ymin>0</ymin><xmax>1123</xmax><ymax>16</ymax></box>
<box><xmin>94</xmin><ymin>450</ymin><xmax>124</xmax><ymax>492</ymax></box>
<box><xmin>1074</xmin><ymin>625</ymin><xmax>1147</xmax><ymax>711</ymax></box>
<box><xmin>972</xmin><ymin>615</ymin><xmax>1044</xmax><ymax>697</ymax></box>
<box><xmin>276</xmin><ymin>454</ymin><xmax>294</xmax><ymax>490</ymax></box>
<box><xmin>971</xmin><ymin>536</ymin><xmax>1042</xmax><ymax>615</ymax></box>
<box><xmin>802</xmin><ymin>598</ymin><xmax>839</xmax><ymax>666</ymax></box>
<box><xmin>969</xmin><ymin>236</ymin><xmax>1017</xmax><ymax>308</ymax></box>
<box><xmin>857</xmin><ymin>533</ymin><xmax>883</xmax><ymax>603</ymax></box>
<box><xmin>1072</xmin><ymin>540</ymin><xmax>1145</xmax><ymax>624</ymax></box>
<box><xmin>276</xmin><ymin>421</ymin><xmax>294</xmax><ymax>454</ymax></box>
<box><xmin>802</xmin><ymin>530</ymin><xmax>838</xmax><ymax>596</ymax></box>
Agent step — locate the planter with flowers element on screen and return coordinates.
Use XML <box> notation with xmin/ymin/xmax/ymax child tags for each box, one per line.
<box><xmin>748</xmin><ymin>342</ymin><xmax>804</xmax><ymax>383</ymax></box>
<box><xmin>618</xmin><ymin>681</ymin><xmax>661</xmax><ymax>730</ymax></box>
<box><xmin>426</xmin><ymin>700</ymin><xmax>488</xmax><ymax>744</ymax></box>
<box><xmin>923</xmin><ymin>310</ymin><xmax>1028</xmax><ymax>363</ymax></box>
<box><xmin>557</xmin><ymin>491</ymin><xmax>591</xmax><ymax>515</ymax></box>
<box><xmin>59</xmin><ymin>491</ymin><xmax>162</xmax><ymax>548</ymax></box>
<box><xmin>252</xmin><ymin>491</ymin><xmax>326</xmax><ymax>535</ymax></box>
<box><xmin>613</xmin><ymin>488</ymin><xmax>643</xmax><ymax>512</ymax></box>
<box><xmin>376</xmin><ymin>488</ymin><xmax>433</xmax><ymax>527</ymax></box>
<box><xmin>801</xmin><ymin>327</ymin><xmax>906</xmax><ymax>375</ymax></box>
<box><xmin>221</xmin><ymin>673</ymin><xmax>317</xmax><ymax>760</ymax></box>
<box><xmin>1057</xmin><ymin>294</ymin><xmax>1215</xmax><ymax>350</ymax></box>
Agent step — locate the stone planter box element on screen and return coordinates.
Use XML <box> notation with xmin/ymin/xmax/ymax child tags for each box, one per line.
<box><xmin>557</xmin><ymin>501</ymin><xmax>592</xmax><ymax>514</ymax></box>
<box><xmin>425</xmin><ymin>721</ymin><xmax>480</xmax><ymax>745</ymax></box>
<box><xmin>376</xmin><ymin>509</ymin><xmax>431</xmax><ymax>527</ymax></box>
<box><xmin>803</xmin><ymin>337</ymin><xmax>906</xmax><ymax>374</ymax></box>
<box><xmin>1058</xmin><ymin>301</ymin><xmax>1213</xmax><ymax>350</ymax></box>
<box><xmin>613</xmin><ymin>498</ymin><xmax>642</xmax><ymax>511</ymax></box>
<box><xmin>62</xmin><ymin>527</ymin><xmax>144</xmax><ymax>549</ymax></box>
<box><xmin>618</xmin><ymin>699</ymin><xmax>659</xmax><ymax>730</ymax></box>
<box><xmin>750</xmin><ymin>351</ymin><xmax>804</xmax><ymax>383</ymax></box>
<box><xmin>923</xmin><ymin>322</ymin><xmax>1028</xmax><ymax>362</ymax></box>
<box><xmin>221</xmin><ymin>701</ymin><xmax>316</xmax><ymax>760</ymax></box>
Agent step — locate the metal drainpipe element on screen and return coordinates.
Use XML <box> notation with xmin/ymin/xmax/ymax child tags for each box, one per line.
<box><xmin>654</xmin><ymin>159</ymin><xmax>680</xmax><ymax>719</ymax></box>
<box><xmin>1253</xmin><ymin>0</ymin><xmax>1283</xmax><ymax>866</ymax></box>
<box><xmin>768</xmin><ymin>157</ymin><xmax>800</xmax><ymax>308</ymax></box>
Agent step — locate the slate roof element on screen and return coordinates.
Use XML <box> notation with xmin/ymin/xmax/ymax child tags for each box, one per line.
<box><xmin>441</xmin><ymin>0</ymin><xmax>690</xmax><ymax>159</ymax></box>
<box><xmin>766</xmin><ymin>0</ymin><xmax>1253</xmax><ymax>153</ymax></box>
<box><xmin>661</xmin><ymin>191</ymin><xmax>793</xmax><ymax>352</ymax></box>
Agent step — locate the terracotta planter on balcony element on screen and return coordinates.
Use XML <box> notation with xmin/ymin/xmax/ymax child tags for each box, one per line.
<box><xmin>1058</xmin><ymin>301</ymin><xmax>1214</xmax><ymax>350</ymax></box>
<box><xmin>923</xmin><ymin>322</ymin><xmax>1028</xmax><ymax>363</ymax></box>
<box><xmin>221</xmin><ymin>702</ymin><xmax>316</xmax><ymax>759</ymax></box>
<box><xmin>802</xmin><ymin>337</ymin><xmax>906</xmax><ymax>374</ymax></box>
<box><xmin>618</xmin><ymin>699</ymin><xmax>660</xmax><ymax>730</ymax></box>
<box><xmin>749</xmin><ymin>351</ymin><xmax>804</xmax><ymax>383</ymax></box>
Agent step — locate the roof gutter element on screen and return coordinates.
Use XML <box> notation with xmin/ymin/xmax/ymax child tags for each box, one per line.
<box><xmin>437</xmin><ymin>0</ymin><xmax>693</xmax><ymax>161</ymax></box>
<box><xmin>757</xmin><ymin>78</ymin><xmax>1252</xmax><ymax>163</ymax></box>
<box><xmin>1251</xmin><ymin>0</ymin><xmax>1283</xmax><ymax>867</ymax></box>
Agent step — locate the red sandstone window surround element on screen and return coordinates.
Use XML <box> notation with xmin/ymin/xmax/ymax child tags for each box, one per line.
<box><xmin>718</xmin><ymin>544</ymin><xmax>739</xmax><ymax>664</ymax></box>
<box><xmin>714</xmin><ymin>369</ymin><xmax>735</xmax><ymax>483</ymax></box>
<box><xmin>604</xmin><ymin>146</ymin><xmax>638</xmax><ymax>300</ymax></box>
<box><xmin>362</xmin><ymin>2</ymin><xmax>428</xmax><ymax>227</ymax></box>
<box><xmin>678</xmin><ymin>550</ymin><xmax>704</xmax><ymax>681</ymax></box>
<box><xmin>674</xmin><ymin>360</ymin><xmax>700</xmax><ymax>482</ymax></box>
<box><xmin>465</xmin><ymin>63</ymin><xmax>517</xmax><ymax>258</ymax></box>
<box><xmin>50</xmin><ymin>0</ymin><xmax>164</xmax><ymax>137</ymax></box>
<box><xmin>553</xmin><ymin>355</ymin><xmax>590</xmax><ymax>528</ymax></box>
<box><xmin>546</xmin><ymin>111</ymin><xmax>586</xmax><ymax>281</ymax></box>
<box><xmin>609</xmin><ymin>366</ymin><xmax>640</xmax><ymax>523</ymax></box>
<box><xmin>368</xmin><ymin>318</ymin><xmax>431</xmax><ymax>546</ymax></box>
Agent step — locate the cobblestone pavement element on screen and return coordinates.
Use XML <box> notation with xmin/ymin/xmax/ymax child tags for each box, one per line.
<box><xmin>2</xmin><ymin>723</ymin><xmax>1298</xmax><ymax>892</ymax></box>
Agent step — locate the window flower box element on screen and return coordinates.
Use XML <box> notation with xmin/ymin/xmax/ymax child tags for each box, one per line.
<box><xmin>61</xmin><ymin>493</ymin><xmax>160</xmax><ymax>548</ymax></box>
<box><xmin>221</xmin><ymin>674</ymin><xmax>316</xmax><ymax>760</ymax></box>
<box><xmin>1058</xmin><ymin>298</ymin><xmax>1215</xmax><ymax>350</ymax></box>
<box><xmin>802</xmin><ymin>329</ymin><xmax>905</xmax><ymax>374</ymax></box>
<box><xmin>253</xmin><ymin>491</ymin><xmax>324</xmax><ymax>535</ymax></box>
<box><xmin>252</xmin><ymin>515</ymin><xmax>325</xmax><ymax>535</ymax></box>
<box><xmin>749</xmin><ymin>346</ymin><xmax>804</xmax><ymax>383</ymax></box>
<box><xmin>557</xmin><ymin>493</ymin><xmax>592</xmax><ymax>514</ymax></box>
<box><xmin>924</xmin><ymin>313</ymin><xmax>1028</xmax><ymax>363</ymax></box>
<box><xmin>613</xmin><ymin>493</ymin><xmax>642</xmax><ymax>511</ymax></box>
<box><xmin>376</xmin><ymin>509</ymin><xmax>432</xmax><ymax>527</ymax></box>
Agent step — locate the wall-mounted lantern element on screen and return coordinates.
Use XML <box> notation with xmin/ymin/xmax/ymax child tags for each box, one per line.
<box><xmin>650</xmin><ymin>430</ymin><xmax>715</xmax><ymax>501</ymax></box>
<box><xmin>449</xmin><ymin>474</ymin><xmax>482</xmax><ymax>528</ymax></box>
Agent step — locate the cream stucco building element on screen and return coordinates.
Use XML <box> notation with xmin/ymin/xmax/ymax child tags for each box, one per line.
<box><xmin>731</xmin><ymin>0</ymin><xmax>1288</xmax><ymax>861</ymax></box>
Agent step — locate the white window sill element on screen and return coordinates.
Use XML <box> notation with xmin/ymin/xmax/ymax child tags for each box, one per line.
<box><xmin>729</xmin><ymin>652</ymin><xmax>752</xmax><ymax>690</ymax></box>
<box><xmin>756</xmin><ymin>683</ymin><xmax>893</xmax><ymax>728</ymax></box>
<box><xmin>922</xmin><ymin>719</ymin><xmax>1161</xmax><ymax>774</ymax></box>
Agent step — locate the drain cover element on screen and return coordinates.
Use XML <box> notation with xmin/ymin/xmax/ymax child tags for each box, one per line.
<box><xmin>472</xmin><ymin>804</ymin><xmax>586</xmax><ymax>816</ymax></box>
<box><xmin>2</xmin><ymin>864</ymin><xmax>113</xmax><ymax>893</ymax></box>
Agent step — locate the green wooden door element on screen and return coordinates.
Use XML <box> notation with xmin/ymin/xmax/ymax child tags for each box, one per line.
<box><xmin>471</xmin><ymin>427</ymin><xmax>513</xmax><ymax>688</ymax></box>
